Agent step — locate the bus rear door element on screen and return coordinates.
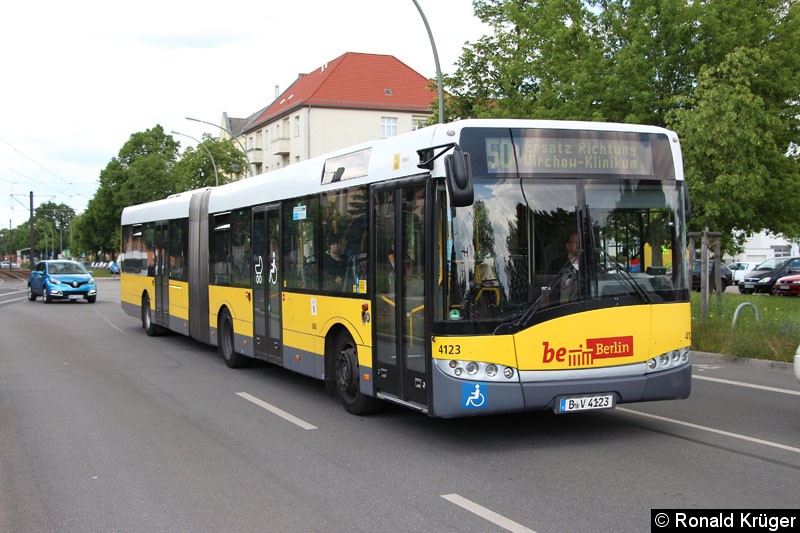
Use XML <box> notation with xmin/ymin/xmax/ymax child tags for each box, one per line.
<box><xmin>252</xmin><ymin>205</ymin><xmax>282</xmax><ymax>363</ymax></box>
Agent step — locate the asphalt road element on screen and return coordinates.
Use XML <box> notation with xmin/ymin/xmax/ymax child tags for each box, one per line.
<box><xmin>1</xmin><ymin>276</ymin><xmax>799</xmax><ymax>532</ymax></box>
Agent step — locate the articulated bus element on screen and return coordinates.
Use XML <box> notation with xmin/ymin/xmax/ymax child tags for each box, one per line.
<box><xmin>120</xmin><ymin>118</ymin><xmax>692</xmax><ymax>417</ymax></box>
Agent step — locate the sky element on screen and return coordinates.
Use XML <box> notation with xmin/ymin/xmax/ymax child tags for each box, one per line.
<box><xmin>0</xmin><ymin>0</ymin><xmax>490</xmax><ymax>230</ymax></box>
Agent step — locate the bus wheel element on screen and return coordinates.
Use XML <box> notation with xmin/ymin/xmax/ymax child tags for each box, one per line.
<box><xmin>142</xmin><ymin>294</ymin><xmax>160</xmax><ymax>336</ymax></box>
<box><xmin>218</xmin><ymin>309</ymin><xmax>249</xmax><ymax>368</ymax></box>
<box><xmin>333</xmin><ymin>331</ymin><xmax>382</xmax><ymax>415</ymax></box>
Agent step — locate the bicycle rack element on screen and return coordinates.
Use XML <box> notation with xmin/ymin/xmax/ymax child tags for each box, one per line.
<box><xmin>731</xmin><ymin>302</ymin><xmax>760</xmax><ymax>327</ymax></box>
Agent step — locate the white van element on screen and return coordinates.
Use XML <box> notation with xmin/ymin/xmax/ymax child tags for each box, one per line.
<box><xmin>727</xmin><ymin>261</ymin><xmax>759</xmax><ymax>284</ymax></box>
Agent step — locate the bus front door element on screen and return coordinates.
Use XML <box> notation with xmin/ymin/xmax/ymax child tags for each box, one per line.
<box><xmin>252</xmin><ymin>205</ymin><xmax>282</xmax><ymax>363</ymax></box>
<box><xmin>373</xmin><ymin>181</ymin><xmax>428</xmax><ymax>409</ymax></box>
<box><xmin>154</xmin><ymin>221</ymin><xmax>169</xmax><ymax>327</ymax></box>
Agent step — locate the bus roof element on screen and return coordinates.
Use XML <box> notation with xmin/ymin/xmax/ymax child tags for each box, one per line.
<box><xmin>206</xmin><ymin>124</ymin><xmax>441</xmax><ymax>215</ymax></box>
<box><xmin>120</xmin><ymin>187</ymin><xmax>211</xmax><ymax>225</ymax></box>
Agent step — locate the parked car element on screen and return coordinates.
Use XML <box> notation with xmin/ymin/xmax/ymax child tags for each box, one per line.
<box><xmin>27</xmin><ymin>260</ymin><xmax>97</xmax><ymax>303</ymax></box>
<box><xmin>739</xmin><ymin>257</ymin><xmax>800</xmax><ymax>294</ymax></box>
<box><xmin>774</xmin><ymin>273</ymin><xmax>800</xmax><ymax>296</ymax></box>
<box><xmin>727</xmin><ymin>261</ymin><xmax>759</xmax><ymax>284</ymax></box>
<box><xmin>691</xmin><ymin>261</ymin><xmax>732</xmax><ymax>291</ymax></box>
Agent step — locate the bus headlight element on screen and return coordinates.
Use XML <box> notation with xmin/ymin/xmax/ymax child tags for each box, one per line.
<box><xmin>434</xmin><ymin>359</ymin><xmax>518</xmax><ymax>382</ymax></box>
<box><xmin>645</xmin><ymin>347</ymin><xmax>690</xmax><ymax>373</ymax></box>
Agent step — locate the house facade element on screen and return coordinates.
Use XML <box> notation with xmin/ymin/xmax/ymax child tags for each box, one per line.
<box><xmin>728</xmin><ymin>232</ymin><xmax>800</xmax><ymax>264</ymax></box>
<box><xmin>225</xmin><ymin>52</ymin><xmax>435</xmax><ymax>176</ymax></box>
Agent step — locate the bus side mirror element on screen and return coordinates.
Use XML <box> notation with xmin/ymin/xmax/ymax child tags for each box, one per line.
<box><xmin>445</xmin><ymin>146</ymin><xmax>474</xmax><ymax>207</ymax></box>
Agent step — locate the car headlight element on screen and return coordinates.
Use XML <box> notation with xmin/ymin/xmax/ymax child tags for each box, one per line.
<box><xmin>758</xmin><ymin>278</ymin><xmax>771</xmax><ymax>284</ymax></box>
<box><xmin>49</xmin><ymin>278</ymin><xmax>62</xmax><ymax>285</ymax></box>
<box><xmin>89</xmin><ymin>277</ymin><xmax>95</xmax><ymax>284</ymax></box>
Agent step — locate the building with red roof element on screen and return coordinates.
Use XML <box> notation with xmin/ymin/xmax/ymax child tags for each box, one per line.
<box><xmin>227</xmin><ymin>52</ymin><xmax>437</xmax><ymax>176</ymax></box>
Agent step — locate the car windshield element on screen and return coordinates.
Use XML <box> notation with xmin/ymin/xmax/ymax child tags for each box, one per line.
<box><xmin>754</xmin><ymin>258</ymin><xmax>786</xmax><ymax>271</ymax></box>
<box><xmin>50</xmin><ymin>262</ymin><xmax>88</xmax><ymax>275</ymax></box>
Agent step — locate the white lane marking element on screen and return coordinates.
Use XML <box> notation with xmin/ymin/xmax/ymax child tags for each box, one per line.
<box><xmin>236</xmin><ymin>392</ymin><xmax>318</xmax><ymax>430</ymax></box>
<box><xmin>92</xmin><ymin>306</ymin><xmax>129</xmax><ymax>336</ymax></box>
<box><xmin>441</xmin><ymin>493</ymin><xmax>536</xmax><ymax>533</ymax></box>
<box><xmin>616</xmin><ymin>408</ymin><xmax>800</xmax><ymax>455</ymax></box>
<box><xmin>0</xmin><ymin>296</ymin><xmax>28</xmax><ymax>306</ymax></box>
<box><xmin>0</xmin><ymin>289</ymin><xmax>27</xmax><ymax>295</ymax></box>
<box><xmin>694</xmin><ymin>364</ymin><xmax>722</xmax><ymax>370</ymax></box>
<box><xmin>694</xmin><ymin>375</ymin><xmax>800</xmax><ymax>397</ymax></box>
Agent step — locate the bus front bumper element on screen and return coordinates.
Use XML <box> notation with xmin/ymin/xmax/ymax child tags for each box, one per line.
<box><xmin>429</xmin><ymin>360</ymin><xmax>691</xmax><ymax>418</ymax></box>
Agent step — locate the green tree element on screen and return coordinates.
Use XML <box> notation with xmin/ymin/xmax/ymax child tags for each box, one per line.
<box><xmin>446</xmin><ymin>0</ymin><xmax>800</xmax><ymax>249</ymax></box>
<box><xmin>667</xmin><ymin>48</ymin><xmax>800</xmax><ymax>245</ymax></box>
<box><xmin>173</xmin><ymin>134</ymin><xmax>247</xmax><ymax>189</ymax></box>
<box><xmin>76</xmin><ymin>125</ymin><xmax>181</xmax><ymax>255</ymax></box>
<box><xmin>35</xmin><ymin>201</ymin><xmax>75</xmax><ymax>256</ymax></box>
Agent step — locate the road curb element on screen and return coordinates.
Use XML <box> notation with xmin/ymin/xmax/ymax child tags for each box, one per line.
<box><xmin>691</xmin><ymin>350</ymin><xmax>795</xmax><ymax>373</ymax></box>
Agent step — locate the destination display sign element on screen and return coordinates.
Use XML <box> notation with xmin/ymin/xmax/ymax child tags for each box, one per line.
<box><xmin>484</xmin><ymin>136</ymin><xmax>654</xmax><ymax>176</ymax></box>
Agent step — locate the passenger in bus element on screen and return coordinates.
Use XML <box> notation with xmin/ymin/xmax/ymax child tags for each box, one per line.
<box><xmin>323</xmin><ymin>235</ymin><xmax>346</xmax><ymax>290</ymax></box>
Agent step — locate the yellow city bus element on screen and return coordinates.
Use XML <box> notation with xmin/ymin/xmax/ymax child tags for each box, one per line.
<box><xmin>120</xmin><ymin>118</ymin><xmax>692</xmax><ymax>417</ymax></box>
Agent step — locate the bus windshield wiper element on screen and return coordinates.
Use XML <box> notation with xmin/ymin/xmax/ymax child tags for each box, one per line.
<box><xmin>493</xmin><ymin>274</ymin><xmax>562</xmax><ymax>334</ymax></box>
<box><xmin>596</xmin><ymin>248</ymin><xmax>651</xmax><ymax>303</ymax></box>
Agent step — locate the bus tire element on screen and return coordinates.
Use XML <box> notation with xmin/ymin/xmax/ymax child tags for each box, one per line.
<box><xmin>142</xmin><ymin>294</ymin><xmax>161</xmax><ymax>336</ymax></box>
<box><xmin>332</xmin><ymin>331</ymin><xmax>382</xmax><ymax>415</ymax></box>
<box><xmin>218</xmin><ymin>308</ymin><xmax>250</xmax><ymax>368</ymax></box>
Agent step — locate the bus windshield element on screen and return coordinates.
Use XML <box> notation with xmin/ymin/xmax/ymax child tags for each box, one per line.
<box><xmin>437</xmin><ymin>129</ymin><xmax>689</xmax><ymax>330</ymax></box>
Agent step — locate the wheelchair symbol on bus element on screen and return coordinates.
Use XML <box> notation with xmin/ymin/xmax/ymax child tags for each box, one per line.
<box><xmin>268</xmin><ymin>250</ymin><xmax>278</xmax><ymax>285</ymax></box>
<box><xmin>463</xmin><ymin>383</ymin><xmax>486</xmax><ymax>409</ymax></box>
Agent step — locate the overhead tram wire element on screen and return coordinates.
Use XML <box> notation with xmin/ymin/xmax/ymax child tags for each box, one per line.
<box><xmin>0</xmin><ymin>135</ymin><xmax>74</xmax><ymax>188</ymax></box>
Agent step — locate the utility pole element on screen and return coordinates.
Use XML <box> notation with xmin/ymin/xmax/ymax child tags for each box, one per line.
<box><xmin>29</xmin><ymin>191</ymin><xmax>35</xmax><ymax>266</ymax></box>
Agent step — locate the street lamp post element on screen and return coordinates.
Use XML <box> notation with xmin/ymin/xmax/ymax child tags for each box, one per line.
<box><xmin>36</xmin><ymin>220</ymin><xmax>56</xmax><ymax>259</ymax></box>
<box><xmin>186</xmin><ymin>116</ymin><xmax>252</xmax><ymax>177</ymax></box>
<box><xmin>171</xmin><ymin>130</ymin><xmax>220</xmax><ymax>187</ymax></box>
<box><xmin>411</xmin><ymin>0</ymin><xmax>445</xmax><ymax>124</ymax></box>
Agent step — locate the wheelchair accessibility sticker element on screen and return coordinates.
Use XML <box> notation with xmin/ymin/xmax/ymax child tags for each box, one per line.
<box><xmin>462</xmin><ymin>383</ymin><xmax>487</xmax><ymax>409</ymax></box>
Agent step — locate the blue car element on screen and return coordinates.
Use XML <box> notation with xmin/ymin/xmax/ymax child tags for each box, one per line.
<box><xmin>28</xmin><ymin>260</ymin><xmax>97</xmax><ymax>303</ymax></box>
